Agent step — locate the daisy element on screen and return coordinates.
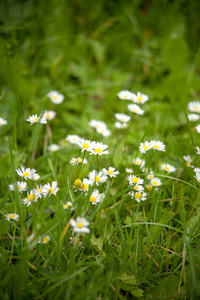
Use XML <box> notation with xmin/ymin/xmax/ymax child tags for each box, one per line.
<box><xmin>150</xmin><ymin>177</ymin><xmax>162</xmax><ymax>186</ymax></box>
<box><xmin>88</xmin><ymin>170</ymin><xmax>107</xmax><ymax>186</ymax></box>
<box><xmin>133</xmin><ymin>185</ymin><xmax>144</xmax><ymax>192</ymax></box>
<box><xmin>127</xmin><ymin>174</ymin><xmax>144</xmax><ymax>186</ymax></box>
<box><xmin>63</xmin><ymin>201</ymin><xmax>73</xmax><ymax>210</ymax></box>
<box><xmin>5</xmin><ymin>213</ymin><xmax>19</xmax><ymax>221</ymax></box>
<box><xmin>70</xmin><ymin>217</ymin><xmax>90</xmax><ymax>233</ymax></box>
<box><xmin>42</xmin><ymin>181</ymin><xmax>59</xmax><ymax>197</ymax></box>
<box><xmin>146</xmin><ymin>184</ymin><xmax>153</xmax><ymax>192</ymax></box>
<box><xmin>66</xmin><ymin>134</ymin><xmax>81</xmax><ymax>144</ymax></box>
<box><xmin>115</xmin><ymin>113</ymin><xmax>131</xmax><ymax>123</ymax></box>
<box><xmin>102</xmin><ymin>167</ymin><xmax>119</xmax><ymax>178</ymax></box>
<box><xmin>188</xmin><ymin>101</ymin><xmax>200</xmax><ymax>113</ymax></box>
<box><xmin>9</xmin><ymin>181</ymin><xmax>27</xmax><ymax>193</ymax></box>
<box><xmin>117</xmin><ymin>90</ymin><xmax>134</xmax><ymax>100</ymax></box>
<box><xmin>22</xmin><ymin>189</ymin><xmax>39</xmax><ymax>206</ymax></box>
<box><xmin>96</xmin><ymin>127</ymin><xmax>111</xmax><ymax>137</ymax></box>
<box><xmin>160</xmin><ymin>163</ymin><xmax>176</xmax><ymax>173</ymax></box>
<box><xmin>89</xmin><ymin>142</ymin><xmax>109</xmax><ymax>156</ymax></box>
<box><xmin>36</xmin><ymin>185</ymin><xmax>43</xmax><ymax>198</ymax></box>
<box><xmin>70</xmin><ymin>157</ymin><xmax>87</xmax><ymax>165</ymax></box>
<box><xmin>73</xmin><ymin>179</ymin><xmax>82</xmax><ymax>191</ymax></box>
<box><xmin>43</xmin><ymin>110</ymin><xmax>56</xmax><ymax>121</ymax></box>
<box><xmin>132</xmin><ymin>92</ymin><xmax>149</xmax><ymax>104</ymax></box>
<box><xmin>128</xmin><ymin>104</ymin><xmax>144</xmax><ymax>115</ymax></box>
<box><xmin>47</xmin><ymin>91</ymin><xmax>64</xmax><ymax>104</ymax></box>
<box><xmin>139</xmin><ymin>141</ymin><xmax>152</xmax><ymax>153</ymax></box>
<box><xmin>76</xmin><ymin>138</ymin><xmax>95</xmax><ymax>152</ymax></box>
<box><xmin>129</xmin><ymin>191</ymin><xmax>147</xmax><ymax>202</ymax></box>
<box><xmin>114</xmin><ymin>122</ymin><xmax>127</xmax><ymax>129</ymax></box>
<box><xmin>30</xmin><ymin>173</ymin><xmax>40</xmax><ymax>181</ymax></box>
<box><xmin>0</xmin><ymin>117</ymin><xmax>7</xmax><ymax>126</ymax></box>
<box><xmin>26</xmin><ymin>114</ymin><xmax>47</xmax><ymax>125</ymax></box>
<box><xmin>150</xmin><ymin>140</ymin><xmax>166</xmax><ymax>151</ymax></box>
<box><xmin>125</xmin><ymin>168</ymin><xmax>134</xmax><ymax>173</ymax></box>
<box><xmin>48</xmin><ymin>144</ymin><xmax>60</xmax><ymax>152</ymax></box>
<box><xmin>132</xmin><ymin>158</ymin><xmax>145</xmax><ymax>169</ymax></box>
<box><xmin>147</xmin><ymin>170</ymin><xmax>154</xmax><ymax>179</ymax></box>
<box><xmin>183</xmin><ymin>155</ymin><xmax>192</xmax><ymax>167</ymax></box>
<box><xmin>194</xmin><ymin>172</ymin><xmax>200</xmax><ymax>183</ymax></box>
<box><xmin>89</xmin><ymin>189</ymin><xmax>105</xmax><ymax>205</ymax></box>
<box><xmin>80</xmin><ymin>178</ymin><xmax>90</xmax><ymax>193</ymax></box>
<box><xmin>196</xmin><ymin>124</ymin><xmax>200</xmax><ymax>133</ymax></box>
<box><xmin>89</xmin><ymin>120</ymin><xmax>107</xmax><ymax>130</ymax></box>
<box><xmin>188</xmin><ymin>114</ymin><xmax>200</xmax><ymax>122</ymax></box>
<box><xmin>196</xmin><ymin>147</ymin><xmax>200</xmax><ymax>155</ymax></box>
<box><xmin>38</xmin><ymin>235</ymin><xmax>51</xmax><ymax>244</ymax></box>
<box><xmin>16</xmin><ymin>166</ymin><xmax>36</xmax><ymax>180</ymax></box>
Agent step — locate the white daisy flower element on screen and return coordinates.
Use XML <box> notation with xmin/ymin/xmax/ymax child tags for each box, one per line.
<box><xmin>128</xmin><ymin>104</ymin><xmax>144</xmax><ymax>115</ymax></box>
<box><xmin>88</xmin><ymin>170</ymin><xmax>107</xmax><ymax>186</ymax></box>
<box><xmin>63</xmin><ymin>201</ymin><xmax>73</xmax><ymax>210</ymax></box>
<box><xmin>196</xmin><ymin>124</ymin><xmax>200</xmax><ymax>133</ymax></box>
<box><xmin>36</xmin><ymin>185</ymin><xmax>43</xmax><ymax>198</ymax></box>
<box><xmin>16</xmin><ymin>166</ymin><xmax>36</xmax><ymax>180</ymax></box>
<box><xmin>160</xmin><ymin>163</ymin><xmax>176</xmax><ymax>173</ymax></box>
<box><xmin>114</xmin><ymin>122</ymin><xmax>127</xmax><ymax>129</ymax></box>
<box><xmin>9</xmin><ymin>181</ymin><xmax>27</xmax><ymax>193</ymax></box>
<box><xmin>102</xmin><ymin>167</ymin><xmax>119</xmax><ymax>178</ymax></box>
<box><xmin>139</xmin><ymin>141</ymin><xmax>152</xmax><ymax>153</ymax></box>
<box><xmin>127</xmin><ymin>175</ymin><xmax>144</xmax><ymax>186</ymax></box>
<box><xmin>22</xmin><ymin>189</ymin><xmax>39</xmax><ymax>206</ymax></box>
<box><xmin>129</xmin><ymin>191</ymin><xmax>147</xmax><ymax>202</ymax></box>
<box><xmin>132</xmin><ymin>158</ymin><xmax>145</xmax><ymax>169</ymax></box>
<box><xmin>125</xmin><ymin>168</ymin><xmax>134</xmax><ymax>173</ymax></box>
<box><xmin>47</xmin><ymin>91</ymin><xmax>64</xmax><ymax>104</ymax></box>
<box><xmin>188</xmin><ymin>114</ymin><xmax>200</xmax><ymax>121</ymax></box>
<box><xmin>194</xmin><ymin>173</ymin><xmax>200</xmax><ymax>182</ymax></box>
<box><xmin>48</xmin><ymin>144</ymin><xmax>60</xmax><ymax>152</ymax></box>
<box><xmin>42</xmin><ymin>181</ymin><xmax>59</xmax><ymax>197</ymax></box>
<box><xmin>26</xmin><ymin>114</ymin><xmax>47</xmax><ymax>125</ymax></box>
<box><xmin>150</xmin><ymin>177</ymin><xmax>162</xmax><ymax>186</ymax></box>
<box><xmin>38</xmin><ymin>235</ymin><xmax>51</xmax><ymax>244</ymax></box>
<box><xmin>70</xmin><ymin>217</ymin><xmax>90</xmax><ymax>233</ymax></box>
<box><xmin>73</xmin><ymin>179</ymin><xmax>82</xmax><ymax>191</ymax></box>
<box><xmin>5</xmin><ymin>213</ymin><xmax>19</xmax><ymax>221</ymax></box>
<box><xmin>89</xmin><ymin>120</ymin><xmax>107</xmax><ymax>130</ymax></box>
<box><xmin>96</xmin><ymin>127</ymin><xmax>111</xmax><ymax>137</ymax></box>
<box><xmin>30</xmin><ymin>173</ymin><xmax>40</xmax><ymax>181</ymax></box>
<box><xmin>76</xmin><ymin>138</ymin><xmax>95</xmax><ymax>152</ymax></box>
<box><xmin>147</xmin><ymin>170</ymin><xmax>154</xmax><ymax>179</ymax></box>
<box><xmin>183</xmin><ymin>155</ymin><xmax>192</xmax><ymax>167</ymax></box>
<box><xmin>132</xmin><ymin>92</ymin><xmax>149</xmax><ymax>104</ymax></box>
<box><xmin>115</xmin><ymin>113</ymin><xmax>131</xmax><ymax>123</ymax></box>
<box><xmin>196</xmin><ymin>146</ymin><xmax>200</xmax><ymax>155</ymax></box>
<box><xmin>194</xmin><ymin>167</ymin><xmax>200</xmax><ymax>174</ymax></box>
<box><xmin>43</xmin><ymin>110</ymin><xmax>56</xmax><ymax>121</ymax></box>
<box><xmin>150</xmin><ymin>140</ymin><xmax>166</xmax><ymax>151</ymax></box>
<box><xmin>117</xmin><ymin>90</ymin><xmax>134</xmax><ymax>100</ymax></box>
<box><xmin>188</xmin><ymin>101</ymin><xmax>200</xmax><ymax>113</ymax></box>
<box><xmin>89</xmin><ymin>189</ymin><xmax>105</xmax><ymax>205</ymax></box>
<box><xmin>66</xmin><ymin>134</ymin><xmax>81</xmax><ymax>144</ymax></box>
<box><xmin>133</xmin><ymin>185</ymin><xmax>144</xmax><ymax>192</ymax></box>
<box><xmin>80</xmin><ymin>178</ymin><xmax>90</xmax><ymax>193</ymax></box>
<box><xmin>69</xmin><ymin>157</ymin><xmax>87</xmax><ymax>166</ymax></box>
<box><xmin>89</xmin><ymin>142</ymin><xmax>109</xmax><ymax>156</ymax></box>
<box><xmin>0</xmin><ymin>117</ymin><xmax>7</xmax><ymax>126</ymax></box>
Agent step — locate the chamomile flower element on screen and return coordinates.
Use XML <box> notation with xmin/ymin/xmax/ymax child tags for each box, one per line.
<box><xmin>88</xmin><ymin>170</ymin><xmax>107</xmax><ymax>186</ymax></box>
<box><xmin>70</xmin><ymin>217</ymin><xmax>90</xmax><ymax>233</ymax></box>
<box><xmin>47</xmin><ymin>91</ymin><xmax>64</xmax><ymax>104</ymax></box>
<box><xmin>70</xmin><ymin>157</ymin><xmax>87</xmax><ymax>165</ymax></box>
<box><xmin>22</xmin><ymin>189</ymin><xmax>39</xmax><ymax>206</ymax></box>
<box><xmin>183</xmin><ymin>155</ymin><xmax>192</xmax><ymax>167</ymax></box>
<box><xmin>66</xmin><ymin>134</ymin><xmax>81</xmax><ymax>144</ymax></box>
<box><xmin>63</xmin><ymin>201</ymin><xmax>73</xmax><ymax>210</ymax></box>
<box><xmin>194</xmin><ymin>172</ymin><xmax>200</xmax><ymax>182</ymax></box>
<box><xmin>117</xmin><ymin>90</ymin><xmax>134</xmax><ymax>100</ymax></box>
<box><xmin>42</xmin><ymin>181</ymin><xmax>59</xmax><ymax>197</ymax></box>
<box><xmin>160</xmin><ymin>163</ymin><xmax>176</xmax><ymax>173</ymax></box>
<box><xmin>133</xmin><ymin>185</ymin><xmax>144</xmax><ymax>192</ymax></box>
<box><xmin>0</xmin><ymin>117</ymin><xmax>7</xmax><ymax>126</ymax></box>
<box><xmin>114</xmin><ymin>122</ymin><xmax>127</xmax><ymax>129</ymax></box>
<box><xmin>16</xmin><ymin>166</ymin><xmax>36</xmax><ymax>180</ymax></box>
<box><xmin>73</xmin><ymin>179</ymin><xmax>82</xmax><ymax>191</ymax></box>
<box><xmin>188</xmin><ymin>114</ymin><xmax>200</xmax><ymax>121</ymax></box>
<box><xmin>43</xmin><ymin>110</ymin><xmax>56</xmax><ymax>121</ymax></box>
<box><xmin>196</xmin><ymin>124</ymin><xmax>200</xmax><ymax>133</ymax></box>
<box><xmin>129</xmin><ymin>191</ymin><xmax>147</xmax><ymax>202</ymax></box>
<box><xmin>125</xmin><ymin>168</ymin><xmax>134</xmax><ymax>173</ymax></box>
<box><xmin>38</xmin><ymin>235</ymin><xmax>51</xmax><ymax>244</ymax></box>
<box><xmin>128</xmin><ymin>104</ymin><xmax>144</xmax><ymax>115</ymax></box>
<box><xmin>80</xmin><ymin>178</ymin><xmax>90</xmax><ymax>193</ymax></box>
<box><xmin>89</xmin><ymin>120</ymin><xmax>107</xmax><ymax>130</ymax></box>
<box><xmin>150</xmin><ymin>140</ymin><xmax>166</xmax><ymax>152</ymax></box>
<box><xmin>132</xmin><ymin>158</ymin><xmax>145</xmax><ymax>169</ymax></box>
<box><xmin>96</xmin><ymin>127</ymin><xmax>111</xmax><ymax>137</ymax></box>
<box><xmin>9</xmin><ymin>181</ymin><xmax>27</xmax><ymax>193</ymax></box>
<box><xmin>150</xmin><ymin>177</ymin><xmax>162</xmax><ymax>186</ymax></box>
<box><xmin>89</xmin><ymin>142</ymin><xmax>109</xmax><ymax>156</ymax></box>
<box><xmin>36</xmin><ymin>185</ymin><xmax>43</xmax><ymax>198</ymax></box>
<box><xmin>139</xmin><ymin>141</ymin><xmax>152</xmax><ymax>153</ymax></box>
<box><xmin>132</xmin><ymin>92</ymin><xmax>149</xmax><ymax>104</ymax></box>
<box><xmin>115</xmin><ymin>113</ymin><xmax>131</xmax><ymax>123</ymax></box>
<box><xmin>89</xmin><ymin>189</ymin><xmax>105</xmax><ymax>205</ymax></box>
<box><xmin>147</xmin><ymin>170</ymin><xmax>154</xmax><ymax>179</ymax></box>
<box><xmin>26</xmin><ymin>114</ymin><xmax>47</xmax><ymax>125</ymax></box>
<box><xmin>102</xmin><ymin>167</ymin><xmax>119</xmax><ymax>178</ymax></box>
<box><xmin>127</xmin><ymin>175</ymin><xmax>144</xmax><ymax>186</ymax></box>
<box><xmin>76</xmin><ymin>138</ymin><xmax>95</xmax><ymax>152</ymax></box>
<box><xmin>5</xmin><ymin>213</ymin><xmax>19</xmax><ymax>222</ymax></box>
<box><xmin>188</xmin><ymin>101</ymin><xmax>200</xmax><ymax>113</ymax></box>
<box><xmin>48</xmin><ymin>144</ymin><xmax>60</xmax><ymax>152</ymax></box>
<box><xmin>196</xmin><ymin>147</ymin><xmax>200</xmax><ymax>155</ymax></box>
<box><xmin>30</xmin><ymin>173</ymin><xmax>40</xmax><ymax>181</ymax></box>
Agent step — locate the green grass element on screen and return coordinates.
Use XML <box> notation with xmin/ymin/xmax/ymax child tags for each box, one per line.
<box><xmin>1</xmin><ymin>0</ymin><xmax>200</xmax><ymax>299</ymax></box>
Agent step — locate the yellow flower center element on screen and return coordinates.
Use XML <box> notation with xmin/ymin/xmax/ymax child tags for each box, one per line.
<box><xmin>48</xmin><ymin>188</ymin><xmax>55</xmax><ymax>194</ymax></box>
<box><xmin>135</xmin><ymin>109</ymin><xmax>138</xmax><ymax>113</ymax></box>
<box><xmin>27</xmin><ymin>194</ymin><xmax>35</xmax><ymax>201</ymax></box>
<box><xmin>75</xmin><ymin>158</ymin><xmax>82</xmax><ymax>163</ymax></box>
<box><xmin>134</xmin><ymin>185</ymin><xmax>140</xmax><ymax>190</ymax></box>
<box><xmin>74</xmin><ymin>179</ymin><xmax>82</xmax><ymax>189</ymax></box>
<box><xmin>195</xmin><ymin>106</ymin><xmax>199</xmax><ymax>111</ymax></box>
<box><xmin>90</xmin><ymin>196</ymin><xmax>96</xmax><ymax>203</ymax></box>
<box><xmin>95</xmin><ymin>176</ymin><xmax>101</xmax><ymax>182</ymax></box>
<box><xmin>107</xmin><ymin>170</ymin><xmax>113</xmax><ymax>175</ymax></box>
<box><xmin>148</xmin><ymin>175</ymin><xmax>154</xmax><ymax>179</ymax></box>
<box><xmin>81</xmin><ymin>183</ymin><xmax>88</xmax><ymax>190</ymax></box>
<box><xmin>94</xmin><ymin>148</ymin><xmax>102</xmax><ymax>154</ymax></box>
<box><xmin>42</xmin><ymin>237</ymin><xmax>49</xmax><ymax>243</ymax></box>
<box><xmin>135</xmin><ymin>160</ymin><xmax>141</xmax><ymax>165</ymax></box>
<box><xmin>143</xmin><ymin>145</ymin><xmax>149</xmax><ymax>150</ymax></box>
<box><xmin>45</xmin><ymin>113</ymin><xmax>50</xmax><ymax>119</ymax></box>
<box><xmin>132</xmin><ymin>177</ymin><xmax>139</xmax><ymax>183</ymax></box>
<box><xmin>77</xmin><ymin>222</ymin><xmax>83</xmax><ymax>228</ymax></box>
<box><xmin>135</xmin><ymin>192</ymin><xmax>141</xmax><ymax>199</ymax></box>
<box><xmin>9</xmin><ymin>214</ymin><xmax>15</xmax><ymax>219</ymax></box>
<box><xmin>186</xmin><ymin>161</ymin><xmax>190</xmax><ymax>167</ymax></box>
<box><xmin>23</xmin><ymin>172</ymin><xmax>30</xmax><ymax>177</ymax></box>
<box><xmin>152</xmin><ymin>181</ymin><xmax>158</xmax><ymax>186</ymax></box>
<box><xmin>121</xmin><ymin>118</ymin><xmax>126</xmax><ymax>122</ymax></box>
<box><xmin>153</xmin><ymin>145</ymin><xmax>159</xmax><ymax>149</ymax></box>
<box><xmin>64</xmin><ymin>204</ymin><xmax>70</xmax><ymax>208</ymax></box>
<box><xmin>38</xmin><ymin>188</ymin><xmax>42</xmax><ymax>192</ymax></box>
<box><xmin>33</xmin><ymin>117</ymin><xmax>38</xmax><ymax>122</ymax></box>
<box><xmin>82</xmin><ymin>142</ymin><xmax>89</xmax><ymax>149</ymax></box>
<box><xmin>18</xmin><ymin>185</ymin><xmax>22</xmax><ymax>189</ymax></box>
<box><xmin>137</xmin><ymin>96</ymin><xmax>143</xmax><ymax>101</ymax></box>
<box><xmin>146</xmin><ymin>185</ymin><xmax>152</xmax><ymax>191</ymax></box>
<box><xmin>164</xmin><ymin>166</ymin><xmax>169</xmax><ymax>171</ymax></box>
<box><xmin>72</xmin><ymin>138</ymin><xmax>77</xmax><ymax>142</ymax></box>
<box><xmin>53</xmin><ymin>95</ymin><xmax>58</xmax><ymax>100</ymax></box>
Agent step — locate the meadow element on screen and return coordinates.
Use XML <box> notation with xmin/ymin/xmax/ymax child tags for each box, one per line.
<box><xmin>0</xmin><ymin>0</ymin><xmax>200</xmax><ymax>299</ymax></box>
